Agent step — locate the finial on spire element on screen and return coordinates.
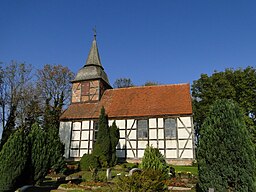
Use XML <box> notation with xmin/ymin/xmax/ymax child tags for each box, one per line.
<box><xmin>93</xmin><ymin>26</ymin><xmax>97</xmax><ymax>40</ymax></box>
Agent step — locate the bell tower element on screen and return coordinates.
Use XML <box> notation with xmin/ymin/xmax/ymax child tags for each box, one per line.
<box><xmin>71</xmin><ymin>33</ymin><xmax>112</xmax><ymax>103</ymax></box>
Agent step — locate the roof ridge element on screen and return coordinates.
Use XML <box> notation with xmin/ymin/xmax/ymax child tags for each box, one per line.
<box><xmin>105</xmin><ymin>83</ymin><xmax>190</xmax><ymax>92</ymax></box>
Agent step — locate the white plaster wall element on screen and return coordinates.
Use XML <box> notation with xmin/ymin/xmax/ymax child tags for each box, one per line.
<box><xmin>179</xmin><ymin>150</ymin><xmax>193</xmax><ymax>158</ymax></box>
<box><xmin>127</xmin><ymin>119</ymin><xmax>135</xmax><ymax>128</ymax></box>
<box><xmin>138</xmin><ymin>141</ymin><xmax>148</xmax><ymax>149</ymax></box>
<box><xmin>115</xmin><ymin>120</ymin><xmax>125</xmax><ymax>128</ymax></box>
<box><xmin>119</xmin><ymin>130</ymin><xmax>126</xmax><ymax>138</ymax></box>
<box><xmin>127</xmin><ymin>141</ymin><xmax>136</xmax><ymax>149</ymax></box>
<box><xmin>128</xmin><ymin>129</ymin><xmax>136</xmax><ymax>139</ymax></box>
<box><xmin>149</xmin><ymin>129</ymin><xmax>157</xmax><ymax>139</ymax></box>
<box><xmin>138</xmin><ymin>150</ymin><xmax>145</xmax><ymax>158</ymax></box>
<box><xmin>81</xmin><ymin>131</ymin><xmax>89</xmax><ymax>140</ymax></box>
<box><xmin>108</xmin><ymin>120</ymin><xmax>114</xmax><ymax>126</ymax></box>
<box><xmin>89</xmin><ymin>131</ymin><xmax>93</xmax><ymax>140</ymax></box>
<box><xmin>149</xmin><ymin>140</ymin><xmax>158</xmax><ymax>148</ymax></box>
<box><xmin>179</xmin><ymin>140</ymin><xmax>193</xmax><ymax>149</ymax></box>
<box><xmin>90</xmin><ymin>121</ymin><xmax>94</xmax><ymax>129</ymax></box>
<box><xmin>158</xmin><ymin>140</ymin><xmax>165</xmax><ymax>148</ymax></box>
<box><xmin>177</xmin><ymin>117</ymin><xmax>192</xmax><ymax>128</ymax></box>
<box><xmin>89</xmin><ymin>141</ymin><xmax>93</xmax><ymax>149</ymax></box>
<box><xmin>82</xmin><ymin>121</ymin><xmax>90</xmax><ymax>129</ymax></box>
<box><xmin>158</xmin><ymin>129</ymin><xmax>164</xmax><ymax>139</ymax></box>
<box><xmin>80</xmin><ymin>141</ymin><xmax>88</xmax><ymax>148</ymax></box>
<box><xmin>158</xmin><ymin>118</ymin><xmax>164</xmax><ymax>128</ymax></box>
<box><xmin>160</xmin><ymin>150</ymin><xmax>165</xmax><ymax>156</ymax></box>
<box><xmin>178</xmin><ymin>128</ymin><xmax>191</xmax><ymax>139</ymax></box>
<box><xmin>59</xmin><ymin>121</ymin><xmax>72</xmax><ymax>158</ymax></box>
<box><xmin>80</xmin><ymin>150</ymin><xmax>87</xmax><ymax>157</ymax></box>
<box><xmin>71</xmin><ymin>131</ymin><xmax>81</xmax><ymax>140</ymax></box>
<box><xmin>70</xmin><ymin>141</ymin><xmax>80</xmax><ymax>148</ymax></box>
<box><xmin>127</xmin><ymin>150</ymin><xmax>135</xmax><ymax>158</ymax></box>
<box><xmin>73</xmin><ymin>122</ymin><xmax>81</xmax><ymax>130</ymax></box>
<box><xmin>149</xmin><ymin>118</ymin><xmax>157</xmax><ymax>128</ymax></box>
<box><xmin>70</xmin><ymin>149</ymin><xmax>79</xmax><ymax>157</ymax></box>
<box><xmin>166</xmin><ymin>150</ymin><xmax>177</xmax><ymax>158</ymax></box>
<box><xmin>166</xmin><ymin>140</ymin><xmax>177</xmax><ymax>148</ymax></box>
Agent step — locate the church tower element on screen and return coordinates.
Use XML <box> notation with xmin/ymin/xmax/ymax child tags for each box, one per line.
<box><xmin>71</xmin><ymin>34</ymin><xmax>112</xmax><ymax>103</ymax></box>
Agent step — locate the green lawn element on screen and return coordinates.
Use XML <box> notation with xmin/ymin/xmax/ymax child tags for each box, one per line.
<box><xmin>172</xmin><ymin>165</ymin><xmax>198</xmax><ymax>176</ymax></box>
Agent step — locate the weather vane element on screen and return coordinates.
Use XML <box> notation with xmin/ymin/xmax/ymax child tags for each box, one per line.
<box><xmin>93</xmin><ymin>26</ymin><xmax>97</xmax><ymax>39</ymax></box>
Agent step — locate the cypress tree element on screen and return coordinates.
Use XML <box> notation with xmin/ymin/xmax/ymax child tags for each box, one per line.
<box><xmin>197</xmin><ymin>99</ymin><xmax>256</xmax><ymax>191</ymax></box>
<box><xmin>92</xmin><ymin>107</ymin><xmax>120</xmax><ymax>167</ymax></box>
<box><xmin>28</xmin><ymin>123</ymin><xmax>49</xmax><ymax>184</ymax></box>
<box><xmin>93</xmin><ymin>107</ymin><xmax>111</xmax><ymax>167</ymax></box>
<box><xmin>0</xmin><ymin>129</ymin><xmax>29</xmax><ymax>191</ymax></box>
<box><xmin>28</xmin><ymin>123</ymin><xmax>65</xmax><ymax>184</ymax></box>
<box><xmin>47</xmin><ymin>124</ymin><xmax>65</xmax><ymax>172</ymax></box>
<box><xmin>109</xmin><ymin>121</ymin><xmax>120</xmax><ymax>166</ymax></box>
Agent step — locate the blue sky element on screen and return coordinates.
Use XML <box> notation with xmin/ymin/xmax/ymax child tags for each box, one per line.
<box><xmin>0</xmin><ymin>0</ymin><xmax>256</xmax><ymax>86</ymax></box>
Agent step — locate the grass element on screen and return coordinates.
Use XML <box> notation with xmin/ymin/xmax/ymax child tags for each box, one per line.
<box><xmin>47</xmin><ymin>163</ymin><xmax>198</xmax><ymax>191</ymax></box>
<box><xmin>171</xmin><ymin>165</ymin><xmax>198</xmax><ymax>176</ymax></box>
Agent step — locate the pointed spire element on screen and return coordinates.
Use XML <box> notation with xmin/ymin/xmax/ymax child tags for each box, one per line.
<box><xmin>85</xmin><ymin>29</ymin><xmax>103</xmax><ymax>69</ymax></box>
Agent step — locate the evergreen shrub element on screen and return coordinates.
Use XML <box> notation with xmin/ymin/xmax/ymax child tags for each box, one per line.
<box><xmin>139</xmin><ymin>145</ymin><xmax>169</xmax><ymax>178</ymax></box>
<box><xmin>115</xmin><ymin>169</ymin><xmax>168</xmax><ymax>192</ymax></box>
<box><xmin>80</xmin><ymin>153</ymin><xmax>100</xmax><ymax>171</ymax></box>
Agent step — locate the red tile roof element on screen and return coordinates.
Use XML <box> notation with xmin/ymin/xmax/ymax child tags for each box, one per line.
<box><xmin>60</xmin><ymin>83</ymin><xmax>192</xmax><ymax>120</ymax></box>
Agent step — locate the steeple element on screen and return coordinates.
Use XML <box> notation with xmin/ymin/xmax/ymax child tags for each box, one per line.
<box><xmin>84</xmin><ymin>31</ymin><xmax>103</xmax><ymax>69</ymax></box>
<box><xmin>72</xmin><ymin>33</ymin><xmax>111</xmax><ymax>86</ymax></box>
<box><xmin>71</xmin><ymin>32</ymin><xmax>111</xmax><ymax>103</ymax></box>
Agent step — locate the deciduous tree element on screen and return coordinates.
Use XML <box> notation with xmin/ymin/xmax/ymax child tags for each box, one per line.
<box><xmin>37</xmin><ymin>64</ymin><xmax>74</xmax><ymax>128</ymax></box>
<box><xmin>0</xmin><ymin>61</ymin><xmax>34</xmax><ymax>149</ymax></box>
<box><xmin>113</xmin><ymin>78</ymin><xmax>134</xmax><ymax>88</ymax></box>
<box><xmin>143</xmin><ymin>81</ymin><xmax>159</xmax><ymax>86</ymax></box>
<box><xmin>192</xmin><ymin>67</ymin><xmax>256</xmax><ymax>143</ymax></box>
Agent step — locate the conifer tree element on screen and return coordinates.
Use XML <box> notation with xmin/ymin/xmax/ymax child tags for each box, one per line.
<box><xmin>28</xmin><ymin>123</ymin><xmax>49</xmax><ymax>184</ymax></box>
<box><xmin>0</xmin><ymin>128</ymin><xmax>29</xmax><ymax>191</ymax></box>
<box><xmin>197</xmin><ymin>99</ymin><xmax>256</xmax><ymax>191</ymax></box>
<box><xmin>109</xmin><ymin>121</ymin><xmax>120</xmax><ymax>166</ymax></box>
<box><xmin>0</xmin><ymin>123</ymin><xmax>65</xmax><ymax>190</ymax></box>
<box><xmin>28</xmin><ymin>123</ymin><xmax>65</xmax><ymax>184</ymax></box>
<box><xmin>91</xmin><ymin>107</ymin><xmax>120</xmax><ymax>167</ymax></box>
<box><xmin>93</xmin><ymin>107</ymin><xmax>111</xmax><ymax>167</ymax></box>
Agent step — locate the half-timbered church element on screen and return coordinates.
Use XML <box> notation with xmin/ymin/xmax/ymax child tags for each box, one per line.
<box><xmin>59</xmin><ymin>34</ymin><xmax>194</xmax><ymax>165</ymax></box>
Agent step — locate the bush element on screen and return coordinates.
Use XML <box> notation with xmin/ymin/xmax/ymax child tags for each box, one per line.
<box><xmin>115</xmin><ymin>169</ymin><xmax>168</xmax><ymax>192</ymax></box>
<box><xmin>139</xmin><ymin>145</ymin><xmax>169</xmax><ymax>178</ymax></box>
<box><xmin>80</xmin><ymin>153</ymin><xmax>100</xmax><ymax>171</ymax></box>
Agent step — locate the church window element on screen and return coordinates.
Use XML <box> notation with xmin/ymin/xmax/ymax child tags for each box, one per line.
<box><xmin>164</xmin><ymin>118</ymin><xmax>176</xmax><ymax>138</ymax></box>
<box><xmin>137</xmin><ymin>120</ymin><xmax>148</xmax><ymax>139</ymax></box>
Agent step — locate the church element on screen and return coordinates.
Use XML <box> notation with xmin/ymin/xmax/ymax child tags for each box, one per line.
<box><xmin>59</xmin><ymin>34</ymin><xmax>195</xmax><ymax>165</ymax></box>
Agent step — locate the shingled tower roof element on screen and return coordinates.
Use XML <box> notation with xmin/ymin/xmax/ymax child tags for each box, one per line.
<box><xmin>72</xmin><ymin>34</ymin><xmax>111</xmax><ymax>86</ymax></box>
<box><xmin>85</xmin><ymin>33</ymin><xmax>103</xmax><ymax>68</ymax></box>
